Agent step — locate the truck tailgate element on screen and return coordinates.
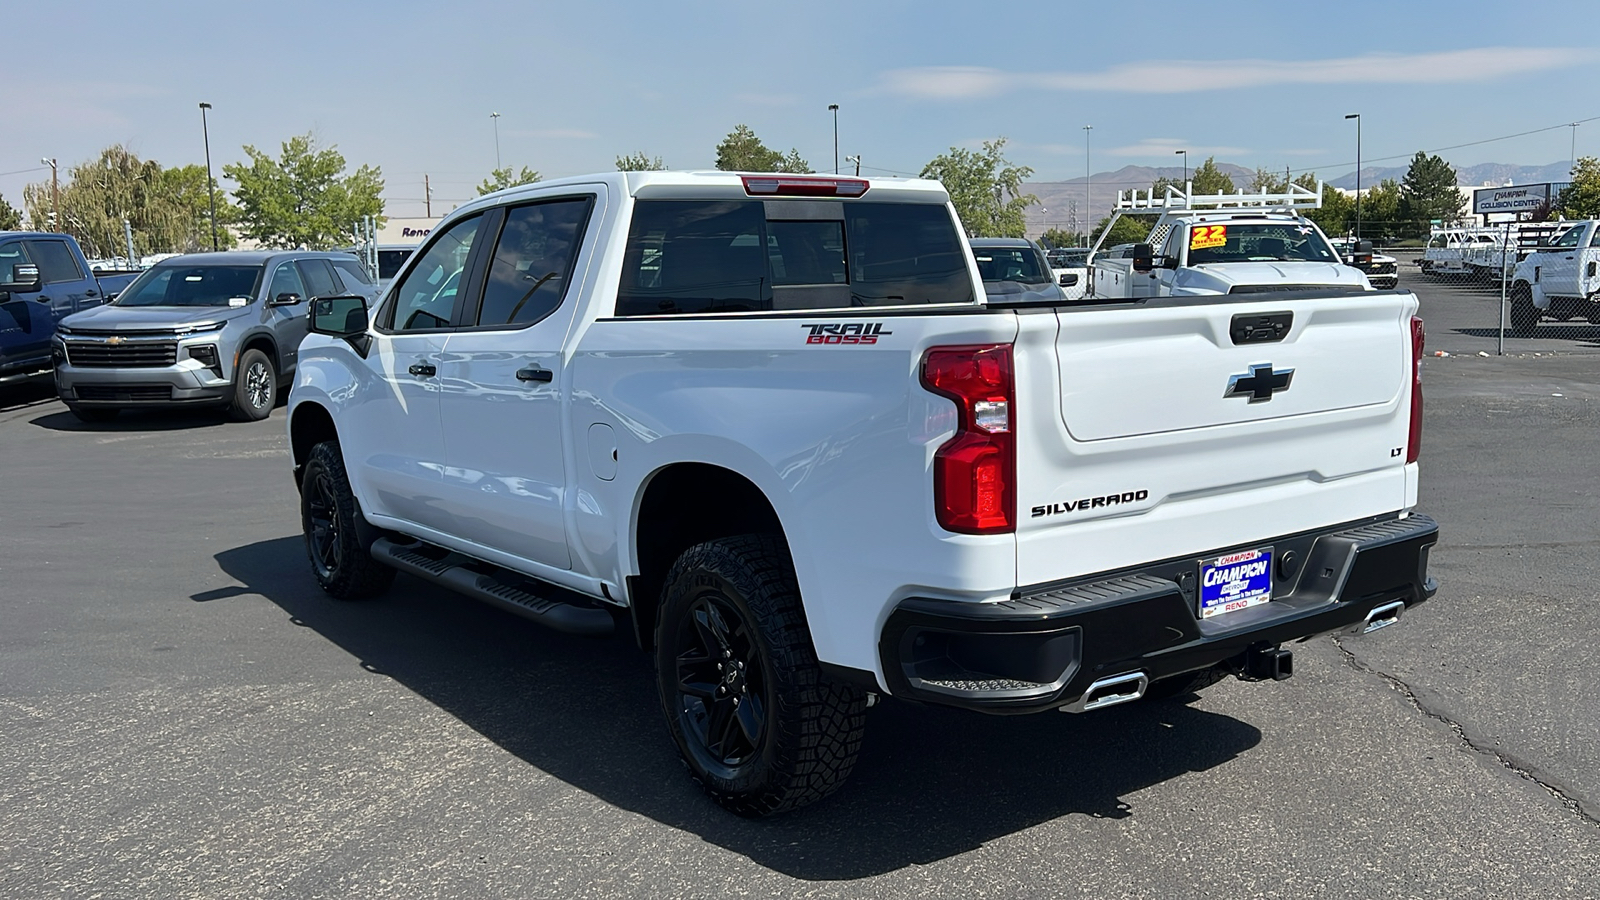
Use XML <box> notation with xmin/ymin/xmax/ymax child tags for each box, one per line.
<box><xmin>1012</xmin><ymin>292</ymin><xmax>1420</xmax><ymax>589</ymax></box>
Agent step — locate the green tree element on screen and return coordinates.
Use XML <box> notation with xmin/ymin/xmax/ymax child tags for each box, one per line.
<box><xmin>1150</xmin><ymin>175</ymin><xmax>1185</xmax><ymax>200</ymax></box>
<box><xmin>1397</xmin><ymin>151</ymin><xmax>1462</xmax><ymax>238</ymax></box>
<box><xmin>1555</xmin><ymin>156</ymin><xmax>1600</xmax><ymax>218</ymax></box>
<box><xmin>920</xmin><ymin>137</ymin><xmax>1037</xmax><ymax>238</ymax></box>
<box><xmin>1191</xmin><ymin>156</ymin><xmax>1236</xmax><ymax>195</ymax></box>
<box><xmin>21</xmin><ymin>145</ymin><xmax>236</xmax><ymax>257</ymax></box>
<box><xmin>1040</xmin><ymin>227</ymin><xmax>1080</xmax><ymax>248</ymax></box>
<box><xmin>225</xmin><ymin>134</ymin><xmax>384</xmax><ymax>250</ymax></box>
<box><xmin>714</xmin><ymin>125</ymin><xmax>811</xmax><ymax>173</ymax></box>
<box><xmin>0</xmin><ymin>192</ymin><xmax>22</xmax><ymax>231</ymax></box>
<box><xmin>1360</xmin><ymin>178</ymin><xmax>1404</xmax><ymax>241</ymax></box>
<box><xmin>615</xmin><ymin>152</ymin><xmax>666</xmax><ymax>171</ymax></box>
<box><xmin>476</xmin><ymin>166</ymin><xmax>542</xmax><ymax>195</ymax></box>
<box><xmin>1090</xmin><ymin>214</ymin><xmax>1154</xmax><ymax>247</ymax></box>
<box><xmin>1249</xmin><ymin>167</ymin><xmax>1290</xmax><ymax>193</ymax></box>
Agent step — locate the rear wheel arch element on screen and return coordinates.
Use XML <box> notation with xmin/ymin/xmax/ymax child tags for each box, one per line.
<box><xmin>629</xmin><ymin>462</ymin><xmax>786</xmax><ymax>651</ymax></box>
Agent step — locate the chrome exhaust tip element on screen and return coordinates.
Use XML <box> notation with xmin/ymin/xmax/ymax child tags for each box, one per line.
<box><xmin>1350</xmin><ymin>600</ymin><xmax>1406</xmax><ymax>636</ymax></box>
<box><xmin>1062</xmin><ymin>671</ymin><xmax>1148</xmax><ymax>713</ymax></box>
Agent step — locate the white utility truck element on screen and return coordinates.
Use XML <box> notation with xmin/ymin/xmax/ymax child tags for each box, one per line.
<box><xmin>1087</xmin><ymin>183</ymin><xmax>1373</xmax><ymax>299</ymax></box>
<box><xmin>288</xmin><ymin>171</ymin><xmax>1438</xmax><ymax>816</ymax></box>
<box><xmin>1509</xmin><ymin>218</ymin><xmax>1600</xmax><ymax>334</ymax></box>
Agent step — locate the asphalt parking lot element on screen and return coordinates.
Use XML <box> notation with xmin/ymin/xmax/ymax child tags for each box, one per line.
<box><xmin>2</xmin><ymin>272</ymin><xmax>1598</xmax><ymax>898</ymax></box>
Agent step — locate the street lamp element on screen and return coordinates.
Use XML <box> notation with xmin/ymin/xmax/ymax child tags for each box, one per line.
<box><xmin>1571</xmin><ymin>122</ymin><xmax>1581</xmax><ymax>166</ymax></box>
<box><xmin>829</xmin><ymin>104</ymin><xmax>839</xmax><ymax>174</ymax></box>
<box><xmin>41</xmin><ymin>157</ymin><xmax>59</xmax><ymax>231</ymax></box>
<box><xmin>1175</xmin><ymin>149</ymin><xmax>1188</xmax><ymax>191</ymax></box>
<box><xmin>490</xmin><ymin>112</ymin><xmax>502</xmax><ymax>170</ymax></box>
<box><xmin>844</xmin><ymin>154</ymin><xmax>860</xmax><ymax>177</ymax></box>
<box><xmin>198</xmin><ymin>102</ymin><xmax>218</xmax><ymax>251</ymax></box>
<box><xmin>1345</xmin><ymin>113</ymin><xmax>1361</xmax><ymax>240</ymax></box>
<box><xmin>1082</xmin><ymin>125</ymin><xmax>1093</xmax><ymax>247</ymax></box>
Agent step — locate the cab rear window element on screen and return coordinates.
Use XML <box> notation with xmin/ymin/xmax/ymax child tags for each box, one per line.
<box><xmin>615</xmin><ymin>200</ymin><xmax>973</xmax><ymax>316</ymax></box>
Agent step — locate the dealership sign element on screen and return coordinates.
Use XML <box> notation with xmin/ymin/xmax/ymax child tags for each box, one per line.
<box><xmin>1473</xmin><ymin>183</ymin><xmax>1570</xmax><ymax>215</ymax></box>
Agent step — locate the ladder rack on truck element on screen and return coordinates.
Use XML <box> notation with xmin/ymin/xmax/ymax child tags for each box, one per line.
<box><xmin>1090</xmin><ymin>182</ymin><xmax>1325</xmax><ymax>262</ymax></box>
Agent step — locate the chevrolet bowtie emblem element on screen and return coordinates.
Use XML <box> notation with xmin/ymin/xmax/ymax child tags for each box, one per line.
<box><xmin>1225</xmin><ymin>363</ymin><xmax>1294</xmax><ymax>403</ymax></box>
<box><xmin>106</xmin><ymin>336</ymin><xmax>126</xmax><ymax>345</ymax></box>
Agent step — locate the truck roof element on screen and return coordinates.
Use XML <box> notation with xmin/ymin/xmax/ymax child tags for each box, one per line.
<box><xmin>459</xmin><ymin>171</ymin><xmax>951</xmax><ymax>218</ymax></box>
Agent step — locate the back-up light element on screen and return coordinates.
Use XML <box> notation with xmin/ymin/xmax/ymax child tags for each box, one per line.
<box><xmin>1407</xmin><ymin>316</ymin><xmax>1424</xmax><ymax>463</ymax></box>
<box><xmin>921</xmin><ymin>344</ymin><xmax>1015</xmax><ymax>534</ymax></box>
<box><xmin>741</xmin><ymin>175</ymin><xmax>869</xmax><ymax>198</ymax></box>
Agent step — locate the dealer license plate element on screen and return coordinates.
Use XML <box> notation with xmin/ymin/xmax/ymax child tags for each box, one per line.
<box><xmin>1198</xmin><ymin>547</ymin><xmax>1273</xmax><ymax>619</ymax></box>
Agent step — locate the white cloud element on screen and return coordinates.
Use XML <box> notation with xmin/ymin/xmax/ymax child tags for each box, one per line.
<box><xmin>879</xmin><ymin>47</ymin><xmax>1597</xmax><ymax>98</ymax></box>
<box><xmin>1103</xmin><ymin>137</ymin><xmax>1249</xmax><ymax>158</ymax></box>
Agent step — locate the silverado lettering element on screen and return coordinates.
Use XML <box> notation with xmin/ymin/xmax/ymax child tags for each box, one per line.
<box><xmin>1031</xmin><ymin>490</ymin><xmax>1150</xmax><ymax>518</ymax></box>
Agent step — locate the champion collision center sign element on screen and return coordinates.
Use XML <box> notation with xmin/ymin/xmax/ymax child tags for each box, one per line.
<box><xmin>1473</xmin><ymin>183</ymin><xmax>1570</xmax><ymax>215</ymax></box>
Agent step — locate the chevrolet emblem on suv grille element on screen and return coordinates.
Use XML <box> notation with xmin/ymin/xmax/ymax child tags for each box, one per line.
<box><xmin>106</xmin><ymin>336</ymin><xmax>126</xmax><ymax>345</ymax></box>
<box><xmin>1225</xmin><ymin>363</ymin><xmax>1294</xmax><ymax>402</ymax></box>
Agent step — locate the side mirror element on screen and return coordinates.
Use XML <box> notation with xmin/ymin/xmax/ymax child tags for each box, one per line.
<box><xmin>1351</xmin><ymin>240</ymin><xmax>1373</xmax><ymax>266</ymax></box>
<box><xmin>1058</xmin><ymin>272</ymin><xmax>1079</xmax><ymax>287</ymax></box>
<box><xmin>0</xmin><ymin>263</ymin><xmax>42</xmax><ymax>294</ymax></box>
<box><xmin>1131</xmin><ymin>243</ymin><xmax>1155</xmax><ymax>273</ymax></box>
<box><xmin>272</xmin><ymin>292</ymin><xmax>303</xmax><ymax>306</ymax></box>
<box><xmin>309</xmin><ymin>295</ymin><xmax>369</xmax><ymax>337</ymax></box>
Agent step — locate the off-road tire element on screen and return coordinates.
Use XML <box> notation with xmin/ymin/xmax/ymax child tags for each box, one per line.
<box><xmin>1509</xmin><ymin>284</ymin><xmax>1540</xmax><ymax>337</ymax></box>
<box><xmin>67</xmin><ymin>405</ymin><xmax>119</xmax><ymax>423</ymax></box>
<box><xmin>229</xmin><ymin>348</ymin><xmax>276</xmax><ymax>421</ymax></box>
<box><xmin>656</xmin><ymin>534</ymin><xmax>867</xmax><ymax>817</ymax></box>
<box><xmin>301</xmin><ymin>440</ymin><xmax>395</xmax><ymax>600</ymax></box>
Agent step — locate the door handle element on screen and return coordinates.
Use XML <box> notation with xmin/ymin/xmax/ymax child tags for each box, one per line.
<box><xmin>85</xmin><ymin>289</ymin><xmax>97</xmax><ymax>297</ymax></box>
<box><xmin>515</xmin><ymin>366</ymin><xmax>554</xmax><ymax>383</ymax></box>
<box><xmin>35</xmin><ymin>295</ymin><xmax>51</xmax><ymax>303</ymax></box>
<box><xmin>408</xmin><ymin>363</ymin><xmax>436</xmax><ymax>377</ymax></box>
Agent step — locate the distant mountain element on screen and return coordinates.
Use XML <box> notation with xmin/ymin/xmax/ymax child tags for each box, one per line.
<box><xmin>1327</xmin><ymin>161</ymin><xmax>1575</xmax><ymax>190</ymax></box>
<box><xmin>1023</xmin><ymin>163</ymin><xmax>1260</xmax><ymax>236</ymax></box>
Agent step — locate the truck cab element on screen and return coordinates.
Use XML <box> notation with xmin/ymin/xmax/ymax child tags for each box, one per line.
<box><xmin>1088</xmin><ymin>183</ymin><xmax>1371</xmax><ymax>299</ymax></box>
<box><xmin>1508</xmin><ymin>219</ymin><xmax>1600</xmax><ymax>334</ymax></box>
<box><xmin>0</xmin><ymin>232</ymin><xmax>139</xmax><ymax>385</ymax></box>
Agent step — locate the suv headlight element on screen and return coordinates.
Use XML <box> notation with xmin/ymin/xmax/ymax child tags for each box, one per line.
<box><xmin>175</xmin><ymin>321</ymin><xmax>227</xmax><ymax>336</ymax></box>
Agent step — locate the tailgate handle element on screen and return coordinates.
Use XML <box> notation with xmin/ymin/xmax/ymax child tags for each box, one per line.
<box><xmin>1230</xmin><ymin>311</ymin><xmax>1293</xmax><ymax>345</ymax></box>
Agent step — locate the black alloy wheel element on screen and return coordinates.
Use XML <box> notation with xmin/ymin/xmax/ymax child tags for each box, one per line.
<box><xmin>673</xmin><ymin>593</ymin><xmax>769</xmax><ymax>772</ymax></box>
<box><xmin>299</xmin><ymin>440</ymin><xmax>395</xmax><ymax>600</ymax></box>
<box><xmin>305</xmin><ymin>465</ymin><xmax>343</xmax><ymax>582</ymax></box>
<box><xmin>1509</xmin><ymin>284</ymin><xmax>1540</xmax><ymax>337</ymax></box>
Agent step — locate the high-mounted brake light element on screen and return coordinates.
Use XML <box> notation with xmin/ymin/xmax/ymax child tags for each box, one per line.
<box><xmin>921</xmin><ymin>344</ymin><xmax>1015</xmax><ymax>534</ymax></box>
<box><xmin>1407</xmin><ymin>316</ymin><xmax>1424</xmax><ymax>463</ymax></box>
<box><xmin>741</xmin><ymin>175</ymin><xmax>869</xmax><ymax>198</ymax></box>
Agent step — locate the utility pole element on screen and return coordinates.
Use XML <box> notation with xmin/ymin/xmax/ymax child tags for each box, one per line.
<box><xmin>41</xmin><ymin>158</ymin><xmax>59</xmax><ymax>230</ymax></box>
<box><xmin>845</xmin><ymin>155</ymin><xmax>860</xmax><ymax>177</ymax></box>
<box><xmin>1082</xmin><ymin>125</ymin><xmax>1093</xmax><ymax>247</ymax></box>
<box><xmin>425</xmin><ymin>174</ymin><xmax>432</xmax><ymax>217</ymax></box>
<box><xmin>199</xmin><ymin>103</ymin><xmax>218</xmax><ymax>250</ymax></box>
<box><xmin>829</xmin><ymin>104</ymin><xmax>840</xmax><ymax>174</ymax></box>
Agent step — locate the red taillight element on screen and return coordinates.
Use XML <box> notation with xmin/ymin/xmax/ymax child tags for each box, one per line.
<box><xmin>1407</xmin><ymin>316</ymin><xmax>1424</xmax><ymax>463</ymax></box>
<box><xmin>921</xmin><ymin>344</ymin><xmax>1015</xmax><ymax>534</ymax></box>
<box><xmin>741</xmin><ymin>175</ymin><xmax>869</xmax><ymax>198</ymax></box>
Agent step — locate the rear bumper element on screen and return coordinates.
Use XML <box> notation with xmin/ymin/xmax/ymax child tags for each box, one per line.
<box><xmin>880</xmin><ymin>513</ymin><xmax>1438</xmax><ymax>713</ymax></box>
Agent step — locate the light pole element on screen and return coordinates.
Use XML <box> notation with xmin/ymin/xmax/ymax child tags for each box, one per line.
<box><xmin>1571</xmin><ymin>122</ymin><xmax>1581</xmax><ymax>166</ymax></box>
<box><xmin>828</xmin><ymin>104</ymin><xmax>839</xmax><ymax>174</ymax></box>
<box><xmin>1345</xmin><ymin>113</ymin><xmax>1361</xmax><ymax>240</ymax></box>
<box><xmin>1083</xmin><ymin>125</ymin><xmax>1093</xmax><ymax>247</ymax></box>
<box><xmin>41</xmin><ymin>157</ymin><xmax>58</xmax><ymax>230</ymax></box>
<box><xmin>490</xmin><ymin>112</ymin><xmax>502</xmax><ymax>170</ymax></box>
<box><xmin>844</xmin><ymin>154</ymin><xmax>860</xmax><ymax>177</ymax></box>
<box><xmin>1175</xmin><ymin>149</ymin><xmax>1188</xmax><ymax>191</ymax></box>
<box><xmin>198</xmin><ymin>102</ymin><xmax>218</xmax><ymax>251</ymax></box>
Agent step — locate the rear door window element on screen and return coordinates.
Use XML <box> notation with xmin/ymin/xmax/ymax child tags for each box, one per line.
<box><xmin>331</xmin><ymin>258</ymin><xmax>372</xmax><ymax>286</ymax></box>
<box><xmin>298</xmin><ymin>259</ymin><xmax>341</xmax><ymax>298</ymax></box>
<box><xmin>470</xmin><ymin>197</ymin><xmax>593</xmax><ymax>328</ymax></box>
<box><xmin>615</xmin><ymin>200</ymin><xmax>972</xmax><ymax>316</ymax></box>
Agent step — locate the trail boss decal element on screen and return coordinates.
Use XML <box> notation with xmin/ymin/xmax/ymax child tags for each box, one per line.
<box><xmin>803</xmin><ymin>323</ymin><xmax>892</xmax><ymax>345</ymax></box>
<box><xmin>1031</xmin><ymin>489</ymin><xmax>1149</xmax><ymax>518</ymax></box>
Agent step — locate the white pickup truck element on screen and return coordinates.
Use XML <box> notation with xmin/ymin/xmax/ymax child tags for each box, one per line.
<box><xmin>1087</xmin><ymin>184</ymin><xmax>1373</xmax><ymax>299</ymax></box>
<box><xmin>287</xmin><ymin>171</ymin><xmax>1438</xmax><ymax>816</ymax></box>
<box><xmin>1508</xmin><ymin>219</ymin><xmax>1600</xmax><ymax>333</ymax></box>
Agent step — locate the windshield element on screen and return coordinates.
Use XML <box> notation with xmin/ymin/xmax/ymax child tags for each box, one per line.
<box><xmin>972</xmin><ymin>246</ymin><xmax>1049</xmax><ymax>284</ymax></box>
<box><xmin>1552</xmin><ymin>225</ymin><xmax>1586</xmax><ymax>249</ymax></box>
<box><xmin>114</xmin><ymin>265</ymin><xmax>263</xmax><ymax>307</ymax></box>
<box><xmin>1186</xmin><ymin>223</ymin><xmax>1338</xmax><ymax>265</ymax></box>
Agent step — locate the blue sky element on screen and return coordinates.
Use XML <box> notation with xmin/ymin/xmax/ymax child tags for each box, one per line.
<box><xmin>5</xmin><ymin>0</ymin><xmax>1598</xmax><ymax>218</ymax></box>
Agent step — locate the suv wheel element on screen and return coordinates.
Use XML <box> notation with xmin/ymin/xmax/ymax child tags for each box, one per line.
<box><xmin>656</xmin><ymin>535</ymin><xmax>867</xmax><ymax>817</ymax></box>
<box><xmin>1509</xmin><ymin>284</ymin><xmax>1539</xmax><ymax>337</ymax></box>
<box><xmin>230</xmin><ymin>349</ymin><xmax>277</xmax><ymax>421</ymax></box>
<box><xmin>67</xmin><ymin>405</ymin><xmax>119</xmax><ymax>423</ymax></box>
<box><xmin>301</xmin><ymin>441</ymin><xmax>395</xmax><ymax>600</ymax></box>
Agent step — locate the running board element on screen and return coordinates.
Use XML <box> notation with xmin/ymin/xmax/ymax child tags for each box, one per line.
<box><xmin>370</xmin><ymin>537</ymin><xmax>614</xmax><ymax>636</ymax></box>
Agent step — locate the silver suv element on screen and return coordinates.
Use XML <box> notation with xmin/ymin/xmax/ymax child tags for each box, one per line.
<box><xmin>53</xmin><ymin>251</ymin><xmax>379</xmax><ymax>422</ymax></box>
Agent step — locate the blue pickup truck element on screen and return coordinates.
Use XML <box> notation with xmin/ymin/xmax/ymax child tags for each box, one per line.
<box><xmin>0</xmin><ymin>233</ymin><xmax>141</xmax><ymax>385</ymax></box>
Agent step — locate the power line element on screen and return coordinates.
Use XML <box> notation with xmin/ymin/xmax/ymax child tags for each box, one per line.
<box><xmin>0</xmin><ymin>165</ymin><xmax>51</xmax><ymax>179</ymax></box>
